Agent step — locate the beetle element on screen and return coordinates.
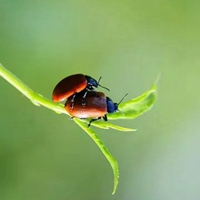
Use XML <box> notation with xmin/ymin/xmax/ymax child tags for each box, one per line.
<box><xmin>65</xmin><ymin>90</ymin><xmax>128</xmax><ymax>127</ymax></box>
<box><xmin>52</xmin><ymin>74</ymin><xmax>109</xmax><ymax>105</ymax></box>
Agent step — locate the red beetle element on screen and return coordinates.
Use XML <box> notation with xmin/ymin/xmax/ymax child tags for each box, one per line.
<box><xmin>52</xmin><ymin>74</ymin><xmax>109</xmax><ymax>103</ymax></box>
<box><xmin>65</xmin><ymin>90</ymin><xmax>127</xmax><ymax>127</ymax></box>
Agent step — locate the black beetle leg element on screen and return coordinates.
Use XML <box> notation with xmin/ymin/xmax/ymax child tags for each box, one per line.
<box><xmin>70</xmin><ymin>94</ymin><xmax>76</xmax><ymax>109</ymax></box>
<box><xmin>82</xmin><ymin>90</ymin><xmax>88</xmax><ymax>107</ymax></box>
<box><xmin>88</xmin><ymin>117</ymin><xmax>101</xmax><ymax>127</ymax></box>
<box><xmin>103</xmin><ymin>115</ymin><xmax>107</xmax><ymax>122</ymax></box>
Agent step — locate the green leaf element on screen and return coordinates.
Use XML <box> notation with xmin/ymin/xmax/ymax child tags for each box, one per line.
<box><xmin>81</xmin><ymin>119</ymin><xmax>136</xmax><ymax>132</ymax></box>
<box><xmin>0</xmin><ymin>63</ymin><xmax>158</xmax><ymax>195</ymax></box>
<box><xmin>107</xmin><ymin>84</ymin><xmax>157</xmax><ymax>120</ymax></box>
<box><xmin>74</xmin><ymin>118</ymin><xmax>119</xmax><ymax>195</ymax></box>
<box><xmin>71</xmin><ymin>84</ymin><xmax>157</xmax><ymax>194</ymax></box>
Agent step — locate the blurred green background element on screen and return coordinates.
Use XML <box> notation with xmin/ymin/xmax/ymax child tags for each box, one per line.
<box><xmin>0</xmin><ymin>0</ymin><xmax>199</xmax><ymax>200</ymax></box>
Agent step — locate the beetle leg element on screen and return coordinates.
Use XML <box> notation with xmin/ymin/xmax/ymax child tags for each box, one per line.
<box><xmin>82</xmin><ymin>90</ymin><xmax>88</xmax><ymax>107</ymax></box>
<box><xmin>88</xmin><ymin>117</ymin><xmax>101</xmax><ymax>127</ymax></box>
<box><xmin>87</xmin><ymin>84</ymin><xmax>94</xmax><ymax>90</ymax></box>
<box><xmin>70</xmin><ymin>94</ymin><xmax>76</xmax><ymax>109</ymax></box>
<box><xmin>103</xmin><ymin>115</ymin><xmax>107</xmax><ymax>122</ymax></box>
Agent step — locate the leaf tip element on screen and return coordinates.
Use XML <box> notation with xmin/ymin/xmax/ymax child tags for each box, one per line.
<box><xmin>112</xmin><ymin>191</ymin><xmax>116</xmax><ymax>195</ymax></box>
<box><xmin>150</xmin><ymin>73</ymin><xmax>160</xmax><ymax>91</ymax></box>
<box><xmin>111</xmin><ymin>180</ymin><xmax>118</xmax><ymax>195</ymax></box>
<box><xmin>155</xmin><ymin>73</ymin><xmax>161</xmax><ymax>85</ymax></box>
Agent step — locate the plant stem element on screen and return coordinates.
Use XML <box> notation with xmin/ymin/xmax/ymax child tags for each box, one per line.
<box><xmin>0</xmin><ymin>63</ymin><xmax>119</xmax><ymax>194</ymax></box>
<box><xmin>74</xmin><ymin>118</ymin><xmax>119</xmax><ymax>194</ymax></box>
<box><xmin>0</xmin><ymin>63</ymin><xmax>67</xmax><ymax>114</ymax></box>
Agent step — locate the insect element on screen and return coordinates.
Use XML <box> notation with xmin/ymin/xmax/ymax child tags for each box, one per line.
<box><xmin>65</xmin><ymin>90</ymin><xmax>128</xmax><ymax>127</ymax></box>
<box><xmin>52</xmin><ymin>74</ymin><xmax>109</xmax><ymax>105</ymax></box>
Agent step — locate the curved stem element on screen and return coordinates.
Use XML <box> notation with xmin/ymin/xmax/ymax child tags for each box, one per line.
<box><xmin>74</xmin><ymin>118</ymin><xmax>119</xmax><ymax>194</ymax></box>
<box><xmin>0</xmin><ymin>63</ymin><xmax>67</xmax><ymax>114</ymax></box>
<box><xmin>0</xmin><ymin>63</ymin><xmax>119</xmax><ymax>194</ymax></box>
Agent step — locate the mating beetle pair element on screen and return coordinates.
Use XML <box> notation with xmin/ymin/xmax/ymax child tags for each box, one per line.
<box><xmin>52</xmin><ymin>74</ymin><xmax>126</xmax><ymax>126</ymax></box>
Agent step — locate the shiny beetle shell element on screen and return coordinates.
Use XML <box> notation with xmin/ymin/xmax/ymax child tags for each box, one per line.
<box><xmin>52</xmin><ymin>74</ymin><xmax>88</xmax><ymax>102</ymax></box>
<box><xmin>65</xmin><ymin>91</ymin><xmax>107</xmax><ymax>118</ymax></box>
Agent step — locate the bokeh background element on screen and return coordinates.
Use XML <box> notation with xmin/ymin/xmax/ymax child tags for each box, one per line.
<box><xmin>0</xmin><ymin>0</ymin><xmax>199</xmax><ymax>200</ymax></box>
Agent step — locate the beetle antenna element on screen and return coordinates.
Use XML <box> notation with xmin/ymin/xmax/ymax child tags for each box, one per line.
<box><xmin>98</xmin><ymin>84</ymin><xmax>110</xmax><ymax>91</ymax></box>
<box><xmin>97</xmin><ymin>76</ymin><xmax>110</xmax><ymax>91</ymax></box>
<box><xmin>118</xmin><ymin>93</ymin><xmax>128</xmax><ymax>105</ymax></box>
<box><xmin>97</xmin><ymin>76</ymin><xmax>102</xmax><ymax>84</ymax></box>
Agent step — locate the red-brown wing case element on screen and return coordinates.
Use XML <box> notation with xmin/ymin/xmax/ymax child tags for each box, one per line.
<box><xmin>65</xmin><ymin>92</ymin><xmax>107</xmax><ymax>118</ymax></box>
<box><xmin>52</xmin><ymin>74</ymin><xmax>87</xmax><ymax>102</ymax></box>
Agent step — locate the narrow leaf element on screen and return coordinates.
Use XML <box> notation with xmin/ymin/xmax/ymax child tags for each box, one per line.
<box><xmin>74</xmin><ymin>118</ymin><xmax>119</xmax><ymax>195</ymax></box>
<box><xmin>82</xmin><ymin>119</ymin><xmax>136</xmax><ymax>132</ymax></box>
<box><xmin>107</xmin><ymin>84</ymin><xmax>157</xmax><ymax>120</ymax></box>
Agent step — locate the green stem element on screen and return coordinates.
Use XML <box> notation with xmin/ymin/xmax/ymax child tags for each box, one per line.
<box><xmin>0</xmin><ymin>63</ymin><xmax>67</xmax><ymax>114</ymax></box>
<box><xmin>0</xmin><ymin>63</ymin><xmax>119</xmax><ymax>194</ymax></box>
<box><xmin>74</xmin><ymin>118</ymin><xmax>119</xmax><ymax>195</ymax></box>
